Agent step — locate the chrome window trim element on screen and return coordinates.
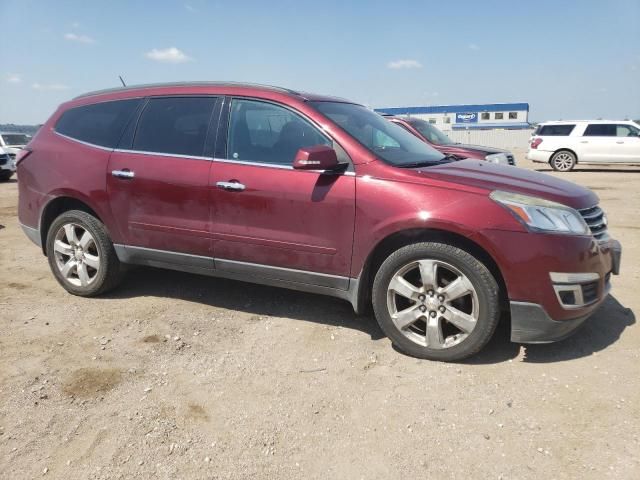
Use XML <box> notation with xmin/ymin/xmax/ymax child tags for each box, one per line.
<box><xmin>211</xmin><ymin>157</ymin><xmax>356</xmax><ymax>175</ymax></box>
<box><xmin>53</xmin><ymin>130</ymin><xmax>115</xmax><ymax>152</ymax></box>
<box><xmin>114</xmin><ymin>148</ymin><xmax>211</xmax><ymax>161</ymax></box>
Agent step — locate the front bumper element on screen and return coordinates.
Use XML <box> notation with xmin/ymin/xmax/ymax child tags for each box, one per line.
<box><xmin>510</xmin><ymin>238</ymin><xmax>621</xmax><ymax>343</ymax></box>
<box><xmin>510</xmin><ymin>302</ymin><xmax>593</xmax><ymax>343</ymax></box>
<box><xmin>0</xmin><ymin>156</ymin><xmax>16</xmax><ymax>172</ymax></box>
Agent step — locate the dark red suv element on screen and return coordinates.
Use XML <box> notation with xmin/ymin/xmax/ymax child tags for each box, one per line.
<box><xmin>384</xmin><ymin>115</ymin><xmax>517</xmax><ymax>165</ymax></box>
<box><xmin>17</xmin><ymin>83</ymin><xmax>621</xmax><ymax>361</ymax></box>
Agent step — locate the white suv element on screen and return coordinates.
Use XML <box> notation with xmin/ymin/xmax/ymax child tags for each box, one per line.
<box><xmin>527</xmin><ymin>120</ymin><xmax>640</xmax><ymax>171</ymax></box>
<box><xmin>0</xmin><ymin>132</ymin><xmax>32</xmax><ymax>181</ymax></box>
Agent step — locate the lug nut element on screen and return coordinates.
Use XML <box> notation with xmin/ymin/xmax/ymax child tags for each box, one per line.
<box><xmin>419</xmin><ymin>305</ymin><xmax>427</xmax><ymax>312</ymax></box>
<box><xmin>430</xmin><ymin>311</ymin><xmax>437</xmax><ymax>318</ymax></box>
<box><xmin>427</xmin><ymin>290</ymin><xmax>434</xmax><ymax>297</ymax></box>
<box><xmin>418</xmin><ymin>294</ymin><xmax>426</xmax><ymax>301</ymax></box>
<box><xmin>437</xmin><ymin>295</ymin><xmax>445</xmax><ymax>302</ymax></box>
<box><xmin>439</xmin><ymin>306</ymin><xmax>446</xmax><ymax>313</ymax></box>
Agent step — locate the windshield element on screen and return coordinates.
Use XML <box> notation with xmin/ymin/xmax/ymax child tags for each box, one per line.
<box><xmin>310</xmin><ymin>102</ymin><xmax>446</xmax><ymax>167</ymax></box>
<box><xmin>406</xmin><ymin>119</ymin><xmax>453</xmax><ymax>145</ymax></box>
<box><xmin>1</xmin><ymin>133</ymin><xmax>31</xmax><ymax>146</ymax></box>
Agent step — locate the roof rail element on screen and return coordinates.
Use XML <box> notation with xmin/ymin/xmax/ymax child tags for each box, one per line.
<box><xmin>74</xmin><ymin>81</ymin><xmax>301</xmax><ymax>99</ymax></box>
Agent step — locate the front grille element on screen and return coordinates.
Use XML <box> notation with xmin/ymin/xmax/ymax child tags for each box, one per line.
<box><xmin>581</xmin><ymin>281</ymin><xmax>599</xmax><ymax>304</ymax></box>
<box><xmin>579</xmin><ymin>205</ymin><xmax>609</xmax><ymax>241</ymax></box>
<box><xmin>0</xmin><ymin>155</ymin><xmax>8</xmax><ymax>166</ymax></box>
<box><xmin>506</xmin><ymin>154</ymin><xmax>516</xmax><ymax>166</ymax></box>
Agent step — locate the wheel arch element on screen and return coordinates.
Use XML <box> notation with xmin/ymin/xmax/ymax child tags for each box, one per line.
<box><xmin>353</xmin><ymin>228</ymin><xmax>509</xmax><ymax>315</ymax></box>
<box><xmin>551</xmin><ymin>147</ymin><xmax>579</xmax><ymax>164</ymax></box>
<box><xmin>39</xmin><ymin>195</ymin><xmax>105</xmax><ymax>255</ymax></box>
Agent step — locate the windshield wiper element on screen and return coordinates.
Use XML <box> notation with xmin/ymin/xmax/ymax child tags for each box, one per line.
<box><xmin>398</xmin><ymin>155</ymin><xmax>457</xmax><ymax>168</ymax></box>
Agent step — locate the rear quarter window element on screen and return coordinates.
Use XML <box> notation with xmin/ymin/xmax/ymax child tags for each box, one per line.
<box><xmin>55</xmin><ymin>99</ymin><xmax>142</xmax><ymax>148</ymax></box>
<box><xmin>538</xmin><ymin>124</ymin><xmax>576</xmax><ymax>136</ymax></box>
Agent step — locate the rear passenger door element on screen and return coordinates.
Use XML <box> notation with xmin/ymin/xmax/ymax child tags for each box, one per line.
<box><xmin>107</xmin><ymin>96</ymin><xmax>220</xmax><ymax>265</ymax></box>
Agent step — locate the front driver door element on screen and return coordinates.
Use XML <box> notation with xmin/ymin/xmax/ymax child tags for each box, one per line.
<box><xmin>209</xmin><ymin>98</ymin><xmax>355</xmax><ymax>289</ymax></box>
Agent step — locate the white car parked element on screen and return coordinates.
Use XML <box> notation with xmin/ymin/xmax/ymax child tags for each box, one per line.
<box><xmin>0</xmin><ymin>132</ymin><xmax>32</xmax><ymax>181</ymax></box>
<box><xmin>527</xmin><ymin>120</ymin><xmax>640</xmax><ymax>171</ymax></box>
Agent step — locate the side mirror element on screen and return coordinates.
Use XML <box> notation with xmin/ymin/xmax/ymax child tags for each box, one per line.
<box><xmin>293</xmin><ymin>145</ymin><xmax>340</xmax><ymax>171</ymax></box>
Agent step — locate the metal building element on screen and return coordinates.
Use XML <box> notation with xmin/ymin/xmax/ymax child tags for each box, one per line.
<box><xmin>374</xmin><ymin>103</ymin><xmax>530</xmax><ymax>131</ymax></box>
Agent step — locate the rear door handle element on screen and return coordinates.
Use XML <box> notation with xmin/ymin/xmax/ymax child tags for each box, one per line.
<box><xmin>616</xmin><ymin>141</ymin><xmax>624</xmax><ymax>144</ymax></box>
<box><xmin>216</xmin><ymin>181</ymin><xmax>245</xmax><ymax>191</ymax></box>
<box><xmin>580</xmin><ymin>141</ymin><xmax>588</xmax><ymax>143</ymax></box>
<box><xmin>112</xmin><ymin>169</ymin><xmax>135</xmax><ymax>179</ymax></box>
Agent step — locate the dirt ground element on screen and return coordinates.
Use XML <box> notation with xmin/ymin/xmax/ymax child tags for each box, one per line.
<box><xmin>1</xmin><ymin>151</ymin><xmax>638</xmax><ymax>479</ymax></box>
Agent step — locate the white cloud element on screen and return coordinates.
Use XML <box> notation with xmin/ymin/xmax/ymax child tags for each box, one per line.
<box><xmin>71</xmin><ymin>21</ymin><xmax>80</xmax><ymax>28</ymax></box>
<box><xmin>387</xmin><ymin>59</ymin><xmax>422</xmax><ymax>70</ymax></box>
<box><xmin>64</xmin><ymin>32</ymin><xmax>95</xmax><ymax>44</ymax></box>
<box><xmin>6</xmin><ymin>73</ymin><xmax>22</xmax><ymax>84</ymax></box>
<box><xmin>145</xmin><ymin>47</ymin><xmax>193</xmax><ymax>63</ymax></box>
<box><xmin>468</xmin><ymin>43</ymin><xmax>480</xmax><ymax>50</ymax></box>
<box><xmin>32</xmin><ymin>82</ymin><xmax>70</xmax><ymax>91</ymax></box>
<box><xmin>185</xmin><ymin>4</ymin><xmax>196</xmax><ymax>12</ymax></box>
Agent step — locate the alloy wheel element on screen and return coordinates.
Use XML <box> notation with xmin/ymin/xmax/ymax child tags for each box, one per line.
<box><xmin>386</xmin><ymin>259</ymin><xmax>479</xmax><ymax>349</ymax></box>
<box><xmin>53</xmin><ymin>223</ymin><xmax>101</xmax><ymax>287</ymax></box>
<box><xmin>553</xmin><ymin>152</ymin><xmax>574</xmax><ymax>171</ymax></box>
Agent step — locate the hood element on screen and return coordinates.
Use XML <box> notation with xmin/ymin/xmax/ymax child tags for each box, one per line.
<box><xmin>411</xmin><ymin>159</ymin><xmax>598</xmax><ymax>209</ymax></box>
<box><xmin>438</xmin><ymin>143</ymin><xmax>506</xmax><ymax>156</ymax></box>
<box><xmin>1</xmin><ymin>146</ymin><xmax>24</xmax><ymax>155</ymax></box>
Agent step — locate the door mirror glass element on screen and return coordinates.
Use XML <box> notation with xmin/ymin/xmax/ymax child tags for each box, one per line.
<box><xmin>293</xmin><ymin>145</ymin><xmax>340</xmax><ymax>171</ymax></box>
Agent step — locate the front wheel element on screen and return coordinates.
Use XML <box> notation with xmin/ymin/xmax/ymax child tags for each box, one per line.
<box><xmin>372</xmin><ymin>242</ymin><xmax>500</xmax><ymax>361</ymax></box>
<box><xmin>0</xmin><ymin>171</ymin><xmax>13</xmax><ymax>182</ymax></box>
<box><xmin>46</xmin><ymin>210</ymin><xmax>124</xmax><ymax>296</ymax></box>
<box><xmin>550</xmin><ymin>150</ymin><xmax>576</xmax><ymax>172</ymax></box>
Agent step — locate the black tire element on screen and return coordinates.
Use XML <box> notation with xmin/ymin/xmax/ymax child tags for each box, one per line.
<box><xmin>46</xmin><ymin>210</ymin><xmax>124</xmax><ymax>296</ymax></box>
<box><xmin>372</xmin><ymin>242</ymin><xmax>500</xmax><ymax>362</ymax></box>
<box><xmin>550</xmin><ymin>150</ymin><xmax>576</xmax><ymax>172</ymax></box>
<box><xmin>0</xmin><ymin>171</ymin><xmax>13</xmax><ymax>182</ymax></box>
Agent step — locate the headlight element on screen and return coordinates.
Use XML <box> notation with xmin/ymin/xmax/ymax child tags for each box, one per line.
<box><xmin>485</xmin><ymin>153</ymin><xmax>509</xmax><ymax>165</ymax></box>
<box><xmin>490</xmin><ymin>191</ymin><xmax>590</xmax><ymax>235</ymax></box>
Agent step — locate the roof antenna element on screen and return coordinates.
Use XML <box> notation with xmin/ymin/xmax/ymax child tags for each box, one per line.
<box><xmin>118</xmin><ymin>75</ymin><xmax>126</xmax><ymax>87</ymax></box>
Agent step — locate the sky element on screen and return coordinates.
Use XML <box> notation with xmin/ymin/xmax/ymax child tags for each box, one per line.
<box><xmin>1</xmin><ymin>0</ymin><xmax>639</xmax><ymax>124</ymax></box>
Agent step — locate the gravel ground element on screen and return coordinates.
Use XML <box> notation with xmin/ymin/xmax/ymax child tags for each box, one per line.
<box><xmin>0</xmin><ymin>152</ymin><xmax>638</xmax><ymax>479</ymax></box>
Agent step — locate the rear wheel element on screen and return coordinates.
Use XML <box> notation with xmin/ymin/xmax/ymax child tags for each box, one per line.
<box><xmin>372</xmin><ymin>242</ymin><xmax>500</xmax><ymax>361</ymax></box>
<box><xmin>550</xmin><ymin>150</ymin><xmax>576</xmax><ymax>172</ymax></box>
<box><xmin>0</xmin><ymin>171</ymin><xmax>13</xmax><ymax>182</ymax></box>
<box><xmin>46</xmin><ymin>210</ymin><xmax>124</xmax><ymax>296</ymax></box>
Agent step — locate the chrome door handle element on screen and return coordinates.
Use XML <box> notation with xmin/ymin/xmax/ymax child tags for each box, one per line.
<box><xmin>580</xmin><ymin>141</ymin><xmax>588</xmax><ymax>143</ymax></box>
<box><xmin>616</xmin><ymin>141</ymin><xmax>624</xmax><ymax>144</ymax></box>
<box><xmin>216</xmin><ymin>181</ymin><xmax>245</xmax><ymax>191</ymax></box>
<box><xmin>112</xmin><ymin>169</ymin><xmax>135</xmax><ymax>179</ymax></box>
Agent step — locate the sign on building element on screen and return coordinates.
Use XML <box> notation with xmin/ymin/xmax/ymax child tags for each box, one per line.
<box><xmin>456</xmin><ymin>112</ymin><xmax>478</xmax><ymax>123</ymax></box>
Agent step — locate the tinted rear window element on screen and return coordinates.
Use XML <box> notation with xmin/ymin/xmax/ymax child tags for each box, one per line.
<box><xmin>55</xmin><ymin>99</ymin><xmax>142</xmax><ymax>148</ymax></box>
<box><xmin>132</xmin><ymin>97</ymin><xmax>216</xmax><ymax>157</ymax></box>
<box><xmin>537</xmin><ymin>124</ymin><xmax>575</xmax><ymax>136</ymax></box>
<box><xmin>583</xmin><ymin>124</ymin><xmax>616</xmax><ymax>136</ymax></box>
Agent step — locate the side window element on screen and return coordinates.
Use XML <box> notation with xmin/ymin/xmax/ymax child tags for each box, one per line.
<box><xmin>55</xmin><ymin>98</ymin><xmax>142</xmax><ymax>148</ymax></box>
<box><xmin>616</xmin><ymin>125</ymin><xmax>638</xmax><ymax>137</ymax></box>
<box><xmin>508</xmin><ymin>112</ymin><xmax>518</xmax><ymax>119</ymax></box>
<box><xmin>495</xmin><ymin>113</ymin><xmax>504</xmax><ymax>120</ymax></box>
<box><xmin>583</xmin><ymin>124</ymin><xmax>616</xmax><ymax>136</ymax></box>
<box><xmin>227</xmin><ymin>99</ymin><xmax>331</xmax><ymax>165</ymax></box>
<box><xmin>132</xmin><ymin>97</ymin><xmax>216</xmax><ymax>156</ymax></box>
<box><xmin>481</xmin><ymin>112</ymin><xmax>490</xmax><ymax>120</ymax></box>
<box><xmin>539</xmin><ymin>124</ymin><xmax>576</xmax><ymax>136</ymax></box>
